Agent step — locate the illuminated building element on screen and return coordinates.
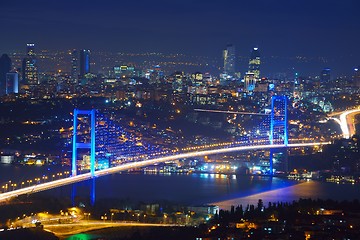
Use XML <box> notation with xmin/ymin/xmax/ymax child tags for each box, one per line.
<box><xmin>293</xmin><ymin>72</ymin><xmax>303</xmax><ymax>101</ymax></box>
<box><xmin>353</xmin><ymin>67</ymin><xmax>360</xmax><ymax>87</ymax></box>
<box><xmin>320</xmin><ymin>68</ymin><xmax>331</xmax><ymax>88</ymax></box>
<box><xmin>5</xmin><ymin>72</ymin><xmax>19</xmax><ymax>94</ymax></box>
<box><xmin>114</xmin><ymin>66</ymin><xmax>121</xmax><ymax>78</ymax></box>
<box><xmin>0</xmin><ymin>54</ymin><xmax>12</xmax><ymax>96</ymax></box>
<box><xmin>79</xmin><ymin>49</ymin><xmax>90</xmax><ymax>78</ymax></box>
<box><xmin>22</xmin><ymin>43</ymin><xmax>38</xmax><ymax>87</ymax></box>
<box><xmin>223</xmin><ymin>44</ymin><xmax>236</xmax><ymax>76</ymax></box>
<box><xmin>248</xmin><ymin>47</ymin><xmax>261</xmax><ymax>79</ymax></box>
<box><xmin>71</xmin><ymin>50</ymin><xmax>78</xmax><ymax>81</ymax></box>
<box><xmin>244</xmin><ymin>72</ymin><xmax>256</xmax><ymax>93</ymax></box>
<box><xmin>172</xmin><ymin>71</ymin><xmax>184</xmax><ymax>92</ymax></box>
<box><xmin>191</xmin><ymin>72</ymin><xmax>203</xmax><ymax>86</ymax></box>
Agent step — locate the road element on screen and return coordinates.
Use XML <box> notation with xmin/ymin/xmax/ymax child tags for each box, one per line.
<box><xmin>44</xmin><ymin>221</ymin><xmax>178</xmax><ymax>237</ymax></box>
<box><xmin>0</xmin><ymin>142</ymin><xmax>329</xmax><ymax>202</ymax></box>
<box><xmin>339</xmin><ymin>109</ymin><xmax>360</xmax><ymax>138</ymax></box>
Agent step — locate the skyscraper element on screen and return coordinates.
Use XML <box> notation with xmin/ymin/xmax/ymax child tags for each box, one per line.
<box><xmin>79</xmin><ymin>49</ymin><xmax>90</xmax><ymax>78</ymax></box>
<box><xmin>0</xmin><ymin>54</ymin><xmax>12</xmax><ymax>96</ymax></box>
<box><xmin>320</xmin><ymin>68</ymin><xmax>331</xmax><ymax>86</ymax></box>
<box><xmin>71</xmin><ymin>50</ymin><xmax>78</xmax><ymax>81</ymax></box>
<box><xmin>22</xmin><ymin>43</ymin><xmax>38</xmax><ymax>87</ymax></box>
<box><xmin>6</xmin><ymin>72</ymin><xmax>19</xmax><ymax>94</ymax></box>
<box><xmin>223</xmin><ymin>44</ymin><xmax>235</xmax><ymax>76</ymax></box>
<box><xmin>26</xmin><ymin>43</ymin><xmax>35</xmax><ymax>56</ymax></box>
<box><xmin>248</xmin><ymin>47</ymin><xmax>261</xmax><ymax>79</ymax></box>
<box><xmin>353</xmin><ymin>67</ymin><xmax>360</xmax><ymax>88</ymax></box>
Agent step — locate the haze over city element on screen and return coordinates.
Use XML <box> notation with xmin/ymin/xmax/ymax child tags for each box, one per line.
<box><xmin>1</xmin><ymin>0</ymin><xmax>360</xmax><ymax>76</ymax></box>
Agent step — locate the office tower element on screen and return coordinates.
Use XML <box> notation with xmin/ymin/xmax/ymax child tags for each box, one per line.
<box><xmin>320</xmin><ymin>68</ymin><xmax>331</xmax><ymax>87</ymax></box>
<box><xmin>6</xmin><ymin>72</ymin><xmax>19</xmax><ymax>94</ymax></box>
<box><xmin>26</xmin><ymin>43</ymin><xmax>35</xmax><ymax>56</ymax></box>
<box><xmin>71</xmin><ymin>50</ymin><xmax>78</xmax><ymax>81</ymax></box>
<box><xmin>248</xmin><ymin>47</ymin><xmax>261</xmax><ymax>79</ymax></box>
<box><xmin>79</xmin><ymin>49</ymin><xmax>90</xmax><ymax>78</ymax></box>
<box><xmin>114</xmin><ymin>66</ymin><xmax>121</xmax><ymax>78</ymax></box>
<box><xmin>354</xmin><ymin>67</ymin><xmax>360</xmax><ymax>88</ymax></box>
<box><xmin>293</xmin><ymin>72</ymin><xmax>303</xmax><ymax>101</ymax></box>
<box><xmin>0</xmin><ymin>54</ymin><xmax>12</xmax><ymax>95</ymax></box>
<box><xmin>223</xmin><ymin>44</ymin><xmax>236</xmax><ymax>76</ymax></box>
<box><xmin>22</xmin><ymin>43</ymin><xmax>38</xmax><ymax>86</ymax></box>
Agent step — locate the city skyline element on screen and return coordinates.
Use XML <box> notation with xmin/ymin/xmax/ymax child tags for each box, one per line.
<box><xmin>0</xmin><ymin>0</ymin><xmax>359</xmax><ymax>76</ymax></box>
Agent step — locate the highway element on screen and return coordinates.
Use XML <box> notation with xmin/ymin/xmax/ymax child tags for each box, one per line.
<box><xmin>339</xmin><ymin>109</ymin><xmax>360</xmax><ymax>139</ymax></box>
<box><xmin>331</xmin><ymin>109</ymin><xmax>360</xmax><ymax>139</ymax></box>
<box><xmin>0</xmin><ymin>142</ymin><xmax>329</xmax><ymax>202</ymax></box>
<box><xmin>45</xmin><ymin>221</ymin><xmax>178</xmax><ymax>236</ymax></box>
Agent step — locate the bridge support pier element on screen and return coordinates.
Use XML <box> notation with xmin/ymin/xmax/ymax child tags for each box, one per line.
<box><xmin>269</xmin><ymin>149</ymin><xmax>274</xmax><ymax>175</ymax></box>
<box><xmin>269</xmin><ymin>148</ymin><xmax>289</xmax><ymax>174</ymax></box>
<box><xmin>72</xmin><ymin>109</ymin><xmax>96</xmax><ymax>177</ymax></box>
<box><xmin>269</xmin><ymin>96</ymin><xmax>289</xmax><ymax>175</ymax></box>
<box><xmin>70</xmin><ymin>180</ymin><xmax>95</xmax><ymax>207</ymax></box>
<box><xmin>72</xmin><ymin>108</ymin><xmax>97</xmax><ymax>206</ymax></box>
<box><xmin>90</xmin><ymin>178</ymin><xmax>95</xmax><ymax>206</ymax></box>
<box><xmin>71</xmin><ymin>183</ymin><xmax>76</xmax><ymax>206</ymax></box>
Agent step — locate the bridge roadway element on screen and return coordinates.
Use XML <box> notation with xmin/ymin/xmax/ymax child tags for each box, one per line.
<box><xmin>0</xmin><ymin>142</ymin><xmax>329</xmax><ymax>202</ymax></box>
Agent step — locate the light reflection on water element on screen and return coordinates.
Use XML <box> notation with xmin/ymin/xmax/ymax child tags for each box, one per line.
<box><xmin>1</xmin><ymin>165</ymin><xmax>360</xmax><ymax>209</ymax></box>
<box><xmin>212</xmin><ymin>180</ymin><xmax>360</xmax><ymax>209</ymax></box>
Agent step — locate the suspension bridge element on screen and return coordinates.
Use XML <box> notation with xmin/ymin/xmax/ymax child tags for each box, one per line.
<box><xmin>0</xmin><ymin>96</ymin><xmax>330</xmax><ymax>203</ymax></box>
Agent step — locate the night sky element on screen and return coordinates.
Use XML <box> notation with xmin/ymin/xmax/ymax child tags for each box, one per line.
<box><xmin>1</xmin><ymin>0</ymin><xmax>359</xmax><ymax>75</ymax></box>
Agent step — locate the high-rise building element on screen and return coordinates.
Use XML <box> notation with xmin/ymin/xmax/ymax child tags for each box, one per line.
<box><xmin>113</xmin><ymin>66</ymin><xmax>121</xmax><ymax>78</ymax></box>
<box><xmin>6</xmin><ymin>72</ymin><xmax>19</xmax><ymax>94</ymax></box>
<box><xmin>293</xmin><ymin>72</ymin><xmax>304</xmax><ymax>101</ymax></box>
<box><xmin>320</xmin><ymin>68</ymin><xmax>331</xmax><ymax>87</ymax></box>
<box><xmin>22</xmin><ymin>43</ymin><xmax>38</xmax><ymax>87</ymax></box>
<box><xmin>248</xmin><ymin>47</ymin><xmax>261</xmax><ymax>79</ymax></box>
<box><xmin>353</xmin><ymin>67</ymin><xmax>360</xmax><ymax>88</ymax></box>
<box><xmin>79</xmin><ymin>49</ymin><xmax>90</xmax><ymax>78</ymax></box>
<box><xmin>244</xmin><ymin>72</ymin><xmax>256</xmax><ymax>93</ymax></box>
<box><xmin>26</xmin><ymin>43</ymin><xmax>35</xmax><ymax>56</ymax></box>
<box><xmin>0</xmin><ymin>54</ymin><xmax>12</xmax><ymax>96</ymax></box>
<box><xmin>223</xmin><ymin>44</ymin><xmax>236</xmax><ymax>76</ymax></box>
<box><xmin>71</xmin><ymin>50</ymin><xmax>78</xmax><ymax>81</ymax></box>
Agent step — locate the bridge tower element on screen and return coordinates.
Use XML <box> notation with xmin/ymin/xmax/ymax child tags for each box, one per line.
<box><xmin>269</xmin><ymin>96</ymin><xmax>288</xmax><ymax>174</ymax></box>
<box><xmin>72</xmin><ymin>109</ymin><xmax>96</xmax><ymax>205</ymax></box>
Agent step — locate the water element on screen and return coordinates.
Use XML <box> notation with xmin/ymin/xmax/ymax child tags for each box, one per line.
<box><xmin>1</xmin><ymin>165</ymin><xmax>360</xmax><ymax>209</ymax></box>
